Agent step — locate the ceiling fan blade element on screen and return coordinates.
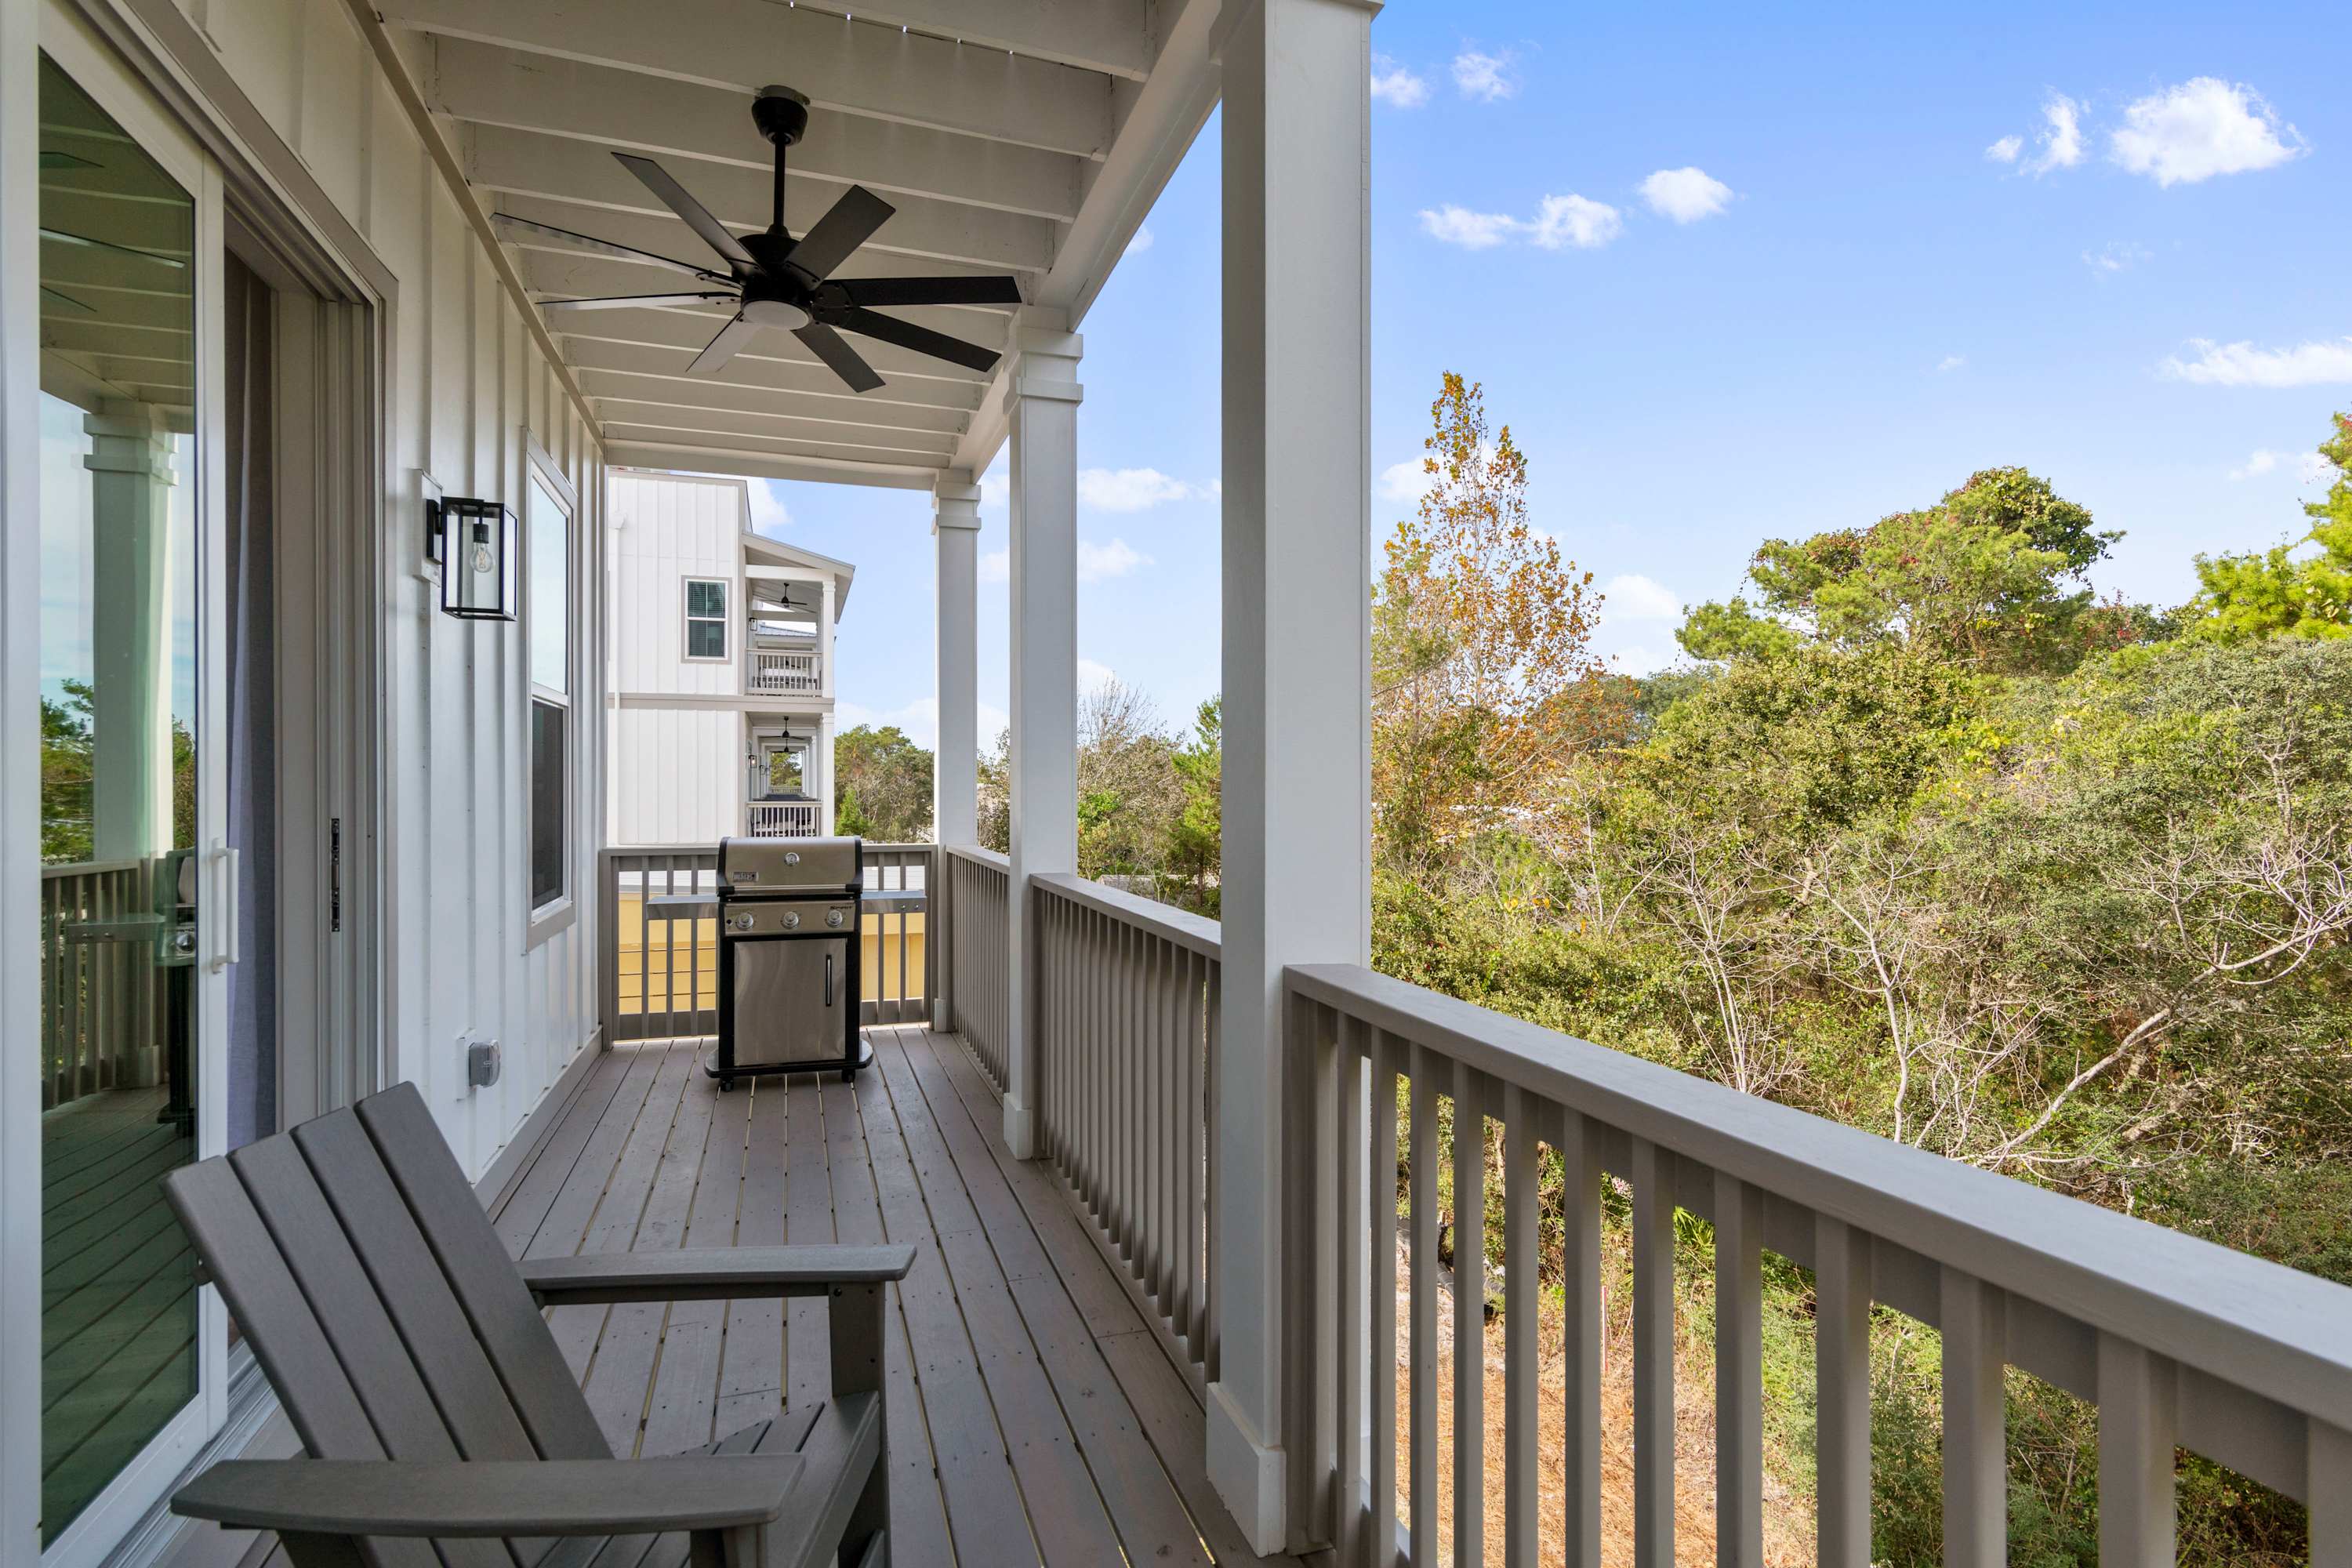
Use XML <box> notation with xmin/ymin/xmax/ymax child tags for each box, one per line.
<box><xmin>837</xmin><ymin>275</ymin><xmax>1023</xmax><ymax>308</ymax></box>
<box><xmin>40</xmin><ymin>227</ymin><xmax>186</xmax><ymax>269</ymax></box>
<box><xmin>785</xmin><ymin>185</ymin><xmax>895</xmax><ymax>283</ymax></box>
<box><xmin>539</xmin><ymin>292</ymin><xmax>740</xmax><ymax>311</ymax></box>
<box><xmin>39</xmin><ymin>150</ymin><xmax>99</xmax><ymax>170</ymax></box>
<box><xmin>41</xmin><ymin>285</ymin><xmax>97</xmax><ymax>314</ymax></box>
<box><xmin>793</xmin><ymin>321</ymin><xmax>884</xmax><ymax>394</ymax></box>
<box><xmin>831</xmin><ymin>306</ymin><xmax>1000</xmax><ymax>376</ymax></box>
<box><xmin>492</xmin><ymin>213</ymin><xmax>730</xmax><ymax>282</ymax></box>
<box><xmin>613</xmin><ymin>153</ymin><xmax>757</xmax><ymax>270</ymax></box>
<box><xmin>685</xmin><ymin>312</ymin><xmax>762</xmax><ymax>376</ymax></box>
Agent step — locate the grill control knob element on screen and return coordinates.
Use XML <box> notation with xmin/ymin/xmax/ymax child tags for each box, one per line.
<box><xmin>826</xmin><ymin>909</ymin><xmax>845</xmax><ymax>928</ymax></box>
<box><xmin>731</xmin><ymin>914</ymin><xmax>754</xmax><ymax>931</ymax></box>
<box><xmin>782</xmin><ymin>910</ymin><xmax>800</xmax><ymax>930</ymax></box>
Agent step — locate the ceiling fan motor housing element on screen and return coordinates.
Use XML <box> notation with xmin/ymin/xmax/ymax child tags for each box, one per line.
<box><xmin>753</xmin><ymin>85</ymin><xmax>810</xmax><ymax>148</ymax></box>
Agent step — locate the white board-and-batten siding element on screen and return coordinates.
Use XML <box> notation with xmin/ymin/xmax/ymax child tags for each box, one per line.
<box><xmin>185</xmin><ymin>0</ymin><xmax>606</xmax><ymax>1180</ymax></box>
<box><xmin>607</xmin><ymin>470</ymin><xmax>746</xmax><ymax>695</ymax></box>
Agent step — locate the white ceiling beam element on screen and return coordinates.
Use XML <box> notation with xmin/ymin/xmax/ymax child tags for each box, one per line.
<box><xmin>378</xmin><ymin>0</ymin><xmax>1116</xmax><ymax>158</ymax></box>
<box><xmin>429</xmin><ymin>38</ymin><xmax>1082</xmax><ymax>221</ymax></box>
<box><xmin>600</xmin><ymin>419</ymin><xmax>953</xmax><ymax>471</ymax></box>
<box><xmin>588</xmin><ymin>397</ymin><xmax>958</xmax><ymax>459</ymax></box>
<box><xmin>574</xmin><ymin>366</ymin><xmax>971</xmax><ymax>434</ymax></box>
<box><xmin>563</xmin><ymin>336</ymin><xmax>982</xmax><ymax>413</ymax></box>
<box><xmin>557</xmin><ymin>307</ymin><xmax>989</xmax><ymax>389</ymax></box>
<box><xmin>466</xmin><ymin>127</ymin><xmax>1055</xmax><ymax>276</ymax></box>
<box><xmin>602</xmin><ymin>438</ymin><xmax>939</xmax><ymax>491</ymax></box>
<box><xmin>786</xmin><ymin>0</ymin><xmax>1156</xmax><ymax>81</ymax></box>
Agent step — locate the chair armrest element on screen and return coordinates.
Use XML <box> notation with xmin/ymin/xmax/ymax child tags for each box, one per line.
<box><xmin>172</xmin><ymin>1456</ymin><xmax>804</xmax><ymax>1537</ymax></box>
<box><xmin>518</xmin><ymin>1244</ymin><xmax>916</xmax><ymax>1305</ymax></box>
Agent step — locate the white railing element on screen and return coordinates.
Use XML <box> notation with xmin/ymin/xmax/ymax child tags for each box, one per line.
<box><xmin>1033</xmin><ymin>873</ymin><xmax>1220</xmax><ymax>1390</ymax></box>
<box><xmin>1281</xmin><ymin>961</ymin><xmax>2352</xmax><ymax>1566</ymax></box>
<box><xmin>41</xmin><ymin>858</ymin><xmax>158</xmax><ymax>1111</ymax></box>
<box><xmin>747</xmin><ymin>648</ymin><xmax>821</xmax><ymax>695</ymax></box>
<box><xmin>941</xmin><ymin>847</ymin><xmax>1009</xmax><ymax>1090</ymax></box>
<box><xmin>860</xmin><ymin>844</ymin><xmax>933</xmax><ymax>1026</ymax></box>
<box><xmin>746</xmin><ymin>800</ymin><xmax>821</xmax><ymax>837</ymax></box>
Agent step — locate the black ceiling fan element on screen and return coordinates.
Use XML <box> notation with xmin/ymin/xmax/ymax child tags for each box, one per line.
<box><xmin>502</xmin><ymin>86</ymin><xmax>1020</xmax><ymax>392</ymax></box>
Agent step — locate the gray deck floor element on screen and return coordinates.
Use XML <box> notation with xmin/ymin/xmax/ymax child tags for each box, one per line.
<box><xmin>486</xmin><ymin>1025</ymin><xmax>1296</xmax><ymax>1568</ymax></box>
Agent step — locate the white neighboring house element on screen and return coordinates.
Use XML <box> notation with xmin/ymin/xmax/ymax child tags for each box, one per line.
<box><xmin>605</xmin><ymin>470</ymin><xmax>851</xmax><ymax>844</ymax></box>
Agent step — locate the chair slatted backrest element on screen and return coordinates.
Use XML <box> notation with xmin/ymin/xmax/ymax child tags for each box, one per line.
<box><xmin>164</xmin><ymin>1082</ymin><xmax>614</xmax><ymax>1567</ymax></box>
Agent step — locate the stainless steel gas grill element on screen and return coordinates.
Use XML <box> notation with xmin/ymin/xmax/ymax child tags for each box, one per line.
<box><xmin>710</xmin><ymin>834</ymin><xmax>869</xmax><ymax>1087</ymax></box>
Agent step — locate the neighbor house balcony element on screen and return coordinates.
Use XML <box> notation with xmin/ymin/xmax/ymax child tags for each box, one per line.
<box><xmin>744</xmin><ymin>800</ymin><xmax>822</xmax><ymax>838</ymax></box>
<box><xmin>746</xmin><ymin>644</ymin><xmax>823</xmax><ymax>698</ymax></box>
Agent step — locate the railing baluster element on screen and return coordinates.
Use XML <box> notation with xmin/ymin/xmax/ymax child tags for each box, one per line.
<box><xmin>1408</xmin><ymin>1044</ymin><xmax>1439</xmax><ymax>1568</ymax></box>
<box><xmin>1715</xmin><ymin>1171</ymin><xmax>1762</xmax><ymax>1568</ymax></box>
<box><xmin>1371</xmin><ymin>1030</ymin><xmax>1400</xmax><ymax>1568</ymax></box>
<box><xmin>1561</xmin><ymin>1108</ymin><xmax>1602</xmax><ymax>1568</ymax></box>
<box><xmin>1501</xmin><ymin>1086</ymin><xmax>1536</xmax><ymax>1568</ymax></box>
<box><xmin>1338</xmin><ymin>1015</ymin><xmax>1369</xmax><ymax>1559</ymax></box>
<box><xmin>2096</xmin><ymin>1334</ymin><xmax>2177</xmax><ymax>1567</ymax></box>
<box><xmin>1814</xmin><ymin>1215</ymin><xmax>1871</xmax><ymax>1568</ymax></box>
<box><xmin>1940</xmin><ymin>1269</ymin><xmax>2006</xmax><ymax>1568</ymax></box>
<box><xmin>2315</xmin><ymin>1421</ymin><xmax>2352</xmax><ymax>1568</ymax></box>
<box><xmin>1451</xmin><ymin>1060</ymin><xmax>1484</xmax><ymax>1568</ymax></box>
<box><xmin>1632</xmin><ymin>1137</ymin><xmax>1675</xmax><ymax>1568</ymax></box>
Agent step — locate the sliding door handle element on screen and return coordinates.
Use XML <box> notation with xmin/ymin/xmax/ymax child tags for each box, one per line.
<box><xmin>209</xmin><ymin>838</ymin><xmax>239</xmax><ymax>971</ymax></box>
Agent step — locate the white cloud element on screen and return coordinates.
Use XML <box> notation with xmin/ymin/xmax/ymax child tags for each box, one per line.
<box><xmin>1639</xmin><ymin>167</ymin><xmax>1733</xmax><ymax>223</ymax></box>
<box><xmin>1123</xmin><ymin>225</ymin><xmax>1155</xmax><ymax>257</ymax></box>
<box><xmin>1604</xmin><ymin>573</ymin><xmax>1681</xmax><ymax>621</ymax></box>
<box><xmin>1370</xmin><ymin>56</ymin><xmax>1429</xmax><ymax>109</ymax></box>
<box><xmin>1421</xmin><ymin>194</ymin><xmax>1621</xmax><ymax>252</ymax></box>
<box><xmin>978</xmin><ymin>548</ymin><xmax>1008</xmax><ymax>585</ymax></box>
<box><xmin>1379</xmin><ymin>458</ymin><xmax>1436</xmax><ymax>504</ymax></box>
<box><xmin>1077</xmin><ymin>466</ymin><xmax>1195</xmax><ymax>511</ymax></box>
<box><xmin>2303</xmin><ymin>452</ymin><xmax>2338</xmax><ymax>486</ymax></box>
<box><xmin>1610</xmin><ymin>645</ymin><xmax>1671</xmax><ymax>677</ymax></box>
<box><xmin>2163</xmin><ymin>337</ymin><xmax>2352</xmax><ymax>388</ymax></box>
<box><xmin>978</xmin><ymin>467</ymin><xmax>1009</xmax><ymax>510</ymax></box>
<box><xmin>1936</xmin><ymin>354</ymin><xmax>1968</xmax><ymax>373</ymax></box>
<box><xmin>1077</xmin><ymin>658</ymin><xmax>1119</xmax><ymax>697</ymax></box>
<box><xmin>2082</xmin><ymin>241</ymin><xmax>2151</xmax><ymax>278</ymax></box>
<box><xmin>1528</xmin><ymin>194</ymin><xmax>1622</xmax><ymax>250</ymax></box>
<box><xmin>1985</xmin><ymin>134</ymin><xmax>2024</xmax><ymax>164</ymax></box>
<box><xmin>1076</xmin><ymin>538</ymin><xmax>1152</xmax><ymax>583</ymax></box>
<box><xmin>2230</xmin><ymin>449</ymin><xmax>2283</xmax><ymax>480</ymax></box>
<box><xmin>746</xmin><ymin>479</ymin><xmax>791</xmax><ymax>534</ymax></box>
<box><xmin>2111</xmin><ymin>78</ymin><xmax>2303</xmax><ymax>187</ymax></box>
<box><xmin>1451</xmin><ymin>48</ymin><xmax>1517</xmax><ymax>103</ymax></box>
<box><xmin>2025</xmin><ymin>94</ymin><xmax>2085</xmax><ymax>175</ymax></box>
<box><xmin>1418</xmin><ymin>204</ymin><xmax>1519</xmax><ymax>250</ymax></box>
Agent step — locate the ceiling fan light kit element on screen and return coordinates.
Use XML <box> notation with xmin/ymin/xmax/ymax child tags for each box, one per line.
<box><xmin>513</xmin><ymin>84</ymin><xmax>1022</xmax><ymax>392</ymax></box>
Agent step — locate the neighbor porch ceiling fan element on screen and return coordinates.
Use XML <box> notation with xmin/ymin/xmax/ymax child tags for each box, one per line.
<box><xmin>501</xmin><ymin>85</ymin><xmax>1020</xmax><ymax>391</ymax></box>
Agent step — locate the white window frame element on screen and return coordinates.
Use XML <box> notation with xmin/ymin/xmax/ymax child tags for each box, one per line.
<box><xmin>683</xmin><ymin>575</ymin><xmax>730</xmax><ymax>662</ymax></box>
<box><xmin>524</xmin><ymin>434</ymin><xmax>579</xmax><ymax>949</ymax></box>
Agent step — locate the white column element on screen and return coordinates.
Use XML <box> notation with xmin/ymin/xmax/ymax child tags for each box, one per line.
<box><xmin>819</xmin><ymin>575</ymin><xmax>837</xmax><ymax>700</ymax></box>
<box><xmin>1210</xmin><ymin>0</ymin><xmax>1375</xmax><ymax>1552</ymax></box>
<box><xmin>931</xmin><ymin>476</ymin><xmax>982</xmax><ymax>848</ymax></box>
<box><xmin>818</xmin><ymin>711</ymin><xmax>836</xmax><ymax>836</ymax></box>
<box><xmin>84</xmin><ymin>402</ymin><xmax>179</xmax><ymax>861</ymax></box>
<box><xmin>1000</xmin><ymin>324</ymin><xmax>1082</xmax><ymax>1159</ymax></box>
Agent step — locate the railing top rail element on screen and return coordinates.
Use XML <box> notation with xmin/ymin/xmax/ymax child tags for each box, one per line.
<box><xmin>1033</xmin><ymin>871</ymin><xmax>1221</xmax><ymax>960</ymax></box>
<box><xmin>1287</xmin><ymin>960</ymin><xmax>2352</xmax><ymax>1430</ymax></box>
<box><xmin>942</xmin><ymin>844</ymin><xmax>1011</xmax><ymax>875</ymax></box>
<box><xmin>41</xmin><ymin>858</ymin><xmax>148</xmax><ymax>880</ymax></box>
<box><xmin>602</xmin><ymin>842</ymin><xmax>933</xmax><ymax>859</ymax></box>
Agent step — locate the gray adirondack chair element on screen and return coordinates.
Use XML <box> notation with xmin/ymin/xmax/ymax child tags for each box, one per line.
<box><xmin>161</xmin><ymin>1080</ymin><xmax>913</xmax><ymax>1568</ymax></box>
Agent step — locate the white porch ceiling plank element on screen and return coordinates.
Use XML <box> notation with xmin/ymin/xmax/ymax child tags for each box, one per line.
<box><xmin>467</xmin><ymin>127</ymin><xmax>1055</xmax><ymax>276</ymax></box>
<box><xmin>430</xmin><ymin>38</ymin><xmax>1083</xmax><ymax>221</ymax></box>
<box><xmin>786</xmin><ymin>0</ymin><xmax>1155</xmax><ymax>81</ymax></box>
<box><xmin>589</xmin><ymin>397</ymin><xmax>959</xmax><ymax>458</ymax></box>
<box><xmin>574</xmin><ymin>367</ymin><xmax>970</xmax><ymax>434</ymax></box>
<box><xmin>603</xmin><ymin>439</ymin><xmax>939</xmax><ymax>491</ymax></box>
<box><xmin>557</xmin><ymin>307</ymin><xmax>989</xmax><ymax>389</ymax></box>
<box><xmin>600</xmin><ymin>419</ymin><xmax>952</xmax><ymax>470</ymax></box>
<box><xmin>563</xmin><ymin>336</ymin><xmax>982</xmax><ymax>413</ymax></box>
<box><xmin>378</xmin><ymin>0</ymin><xmax>1116</xmax><ymax>158</ymax></box>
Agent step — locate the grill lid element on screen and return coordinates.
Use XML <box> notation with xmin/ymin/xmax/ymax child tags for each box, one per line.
<box><xmin>718</xmin><ymin>834</ymin><xmax>863</xmax><ymax>895</ymax></box>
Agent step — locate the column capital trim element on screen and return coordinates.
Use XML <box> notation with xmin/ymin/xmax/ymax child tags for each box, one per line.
<box><xmin>1213</xmin><ymin>0</ymin><xmax>1382</xmax><ymax>61</ymax></box>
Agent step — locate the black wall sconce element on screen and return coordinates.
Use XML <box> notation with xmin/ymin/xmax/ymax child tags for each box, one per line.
<box><xmin>429</xmin><ymin>493</ymin><xmax>518</xmax><ymax>621</ymax></box>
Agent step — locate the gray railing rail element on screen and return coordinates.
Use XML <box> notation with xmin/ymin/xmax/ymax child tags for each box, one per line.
<box><xmin>598</xmin><ymin>843</ymin><xmax>935</xmax><ymax>1043</ymax></box>
<box><xmin>1283</xmin><ymin>960</ymin><xmax>2352</xmax><ymax>1566</ymax></box>
<box><xmin>940</xmin><ymin>846</ymin><xmax>1009</xmax><ymax>1089</ymax></box>
<box><xmin>1033</xmin><ymin>872</ymin><xmax>1220</xmax><ymax>1392</ymax></box>
<box><xmin>41</xmin><ymin>858</ymin><xmax>158</xmax><ymax>1111</ymax></box>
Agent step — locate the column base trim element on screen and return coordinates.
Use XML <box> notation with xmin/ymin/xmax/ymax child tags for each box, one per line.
<box><xmin>1002</xmin><ymin>1091</ymin><xmax>1036</xmax><ymax>1160</ymax></box>
<box><xmin>1207</xmin><ymin>1380</ymin><xmax>1287</xmax><ymax>1555</ymax></box>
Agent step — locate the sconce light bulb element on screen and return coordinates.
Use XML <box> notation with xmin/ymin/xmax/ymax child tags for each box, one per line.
<box><xmin>471</xmin><ymin>539</ymin><xmax>495</xmax><ymax>574</ymax></box>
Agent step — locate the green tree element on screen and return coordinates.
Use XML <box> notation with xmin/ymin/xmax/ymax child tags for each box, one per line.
<box><xmin>1158</xmin><ymin>698</ymin><xmax>1221</xmax><ymax>916</ymax></box>
<box><xmin>42</xmin><ymin>681</ymin><xmax>96</xmax><ymax>864</ymax></box>
<box><xmin>832</xmin><ymin>724</ymin><xmax>933</xmax><ymax>841</ymax></box>
<box><xmin>2186</xmin><ymin>412</ymin><xmax>2352</xmax><ymax>643</ymax></box>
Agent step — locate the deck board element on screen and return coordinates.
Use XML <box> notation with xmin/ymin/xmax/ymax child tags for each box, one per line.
<box><xmin>495</xmin><ymin>1029</ymin><xmax>1300</xmax><ymax>1566</ymax></box>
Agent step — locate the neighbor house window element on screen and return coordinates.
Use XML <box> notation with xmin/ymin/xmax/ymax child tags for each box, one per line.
<box><xmin>527</xmin><ymin>463</ymin><xmax>572</xmax><ymax>916</ymax></box>
<box><xmin>684</xmin><ymin>578</ymin><xmax>729</xmax><ymax>660</ymax></box>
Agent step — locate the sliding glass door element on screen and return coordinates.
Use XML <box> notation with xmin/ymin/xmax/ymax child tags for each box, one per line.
<box><xmin>33</xmin><ymin>16</ymin><xmax>227</xmax><ymax>1559</ymax></box>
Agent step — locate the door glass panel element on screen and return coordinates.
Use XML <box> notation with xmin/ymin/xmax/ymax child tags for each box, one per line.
<box><xmin>36</xmin><ymin>53</ymin><xmax>201</xmax><ymax>1546</ymax></box>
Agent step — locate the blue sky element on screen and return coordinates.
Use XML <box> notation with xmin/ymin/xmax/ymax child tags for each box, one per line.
<box><xmin>752</xmin><ymin>2</ymin><xmax>2350</xmax><ymax>750</ymax></box>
